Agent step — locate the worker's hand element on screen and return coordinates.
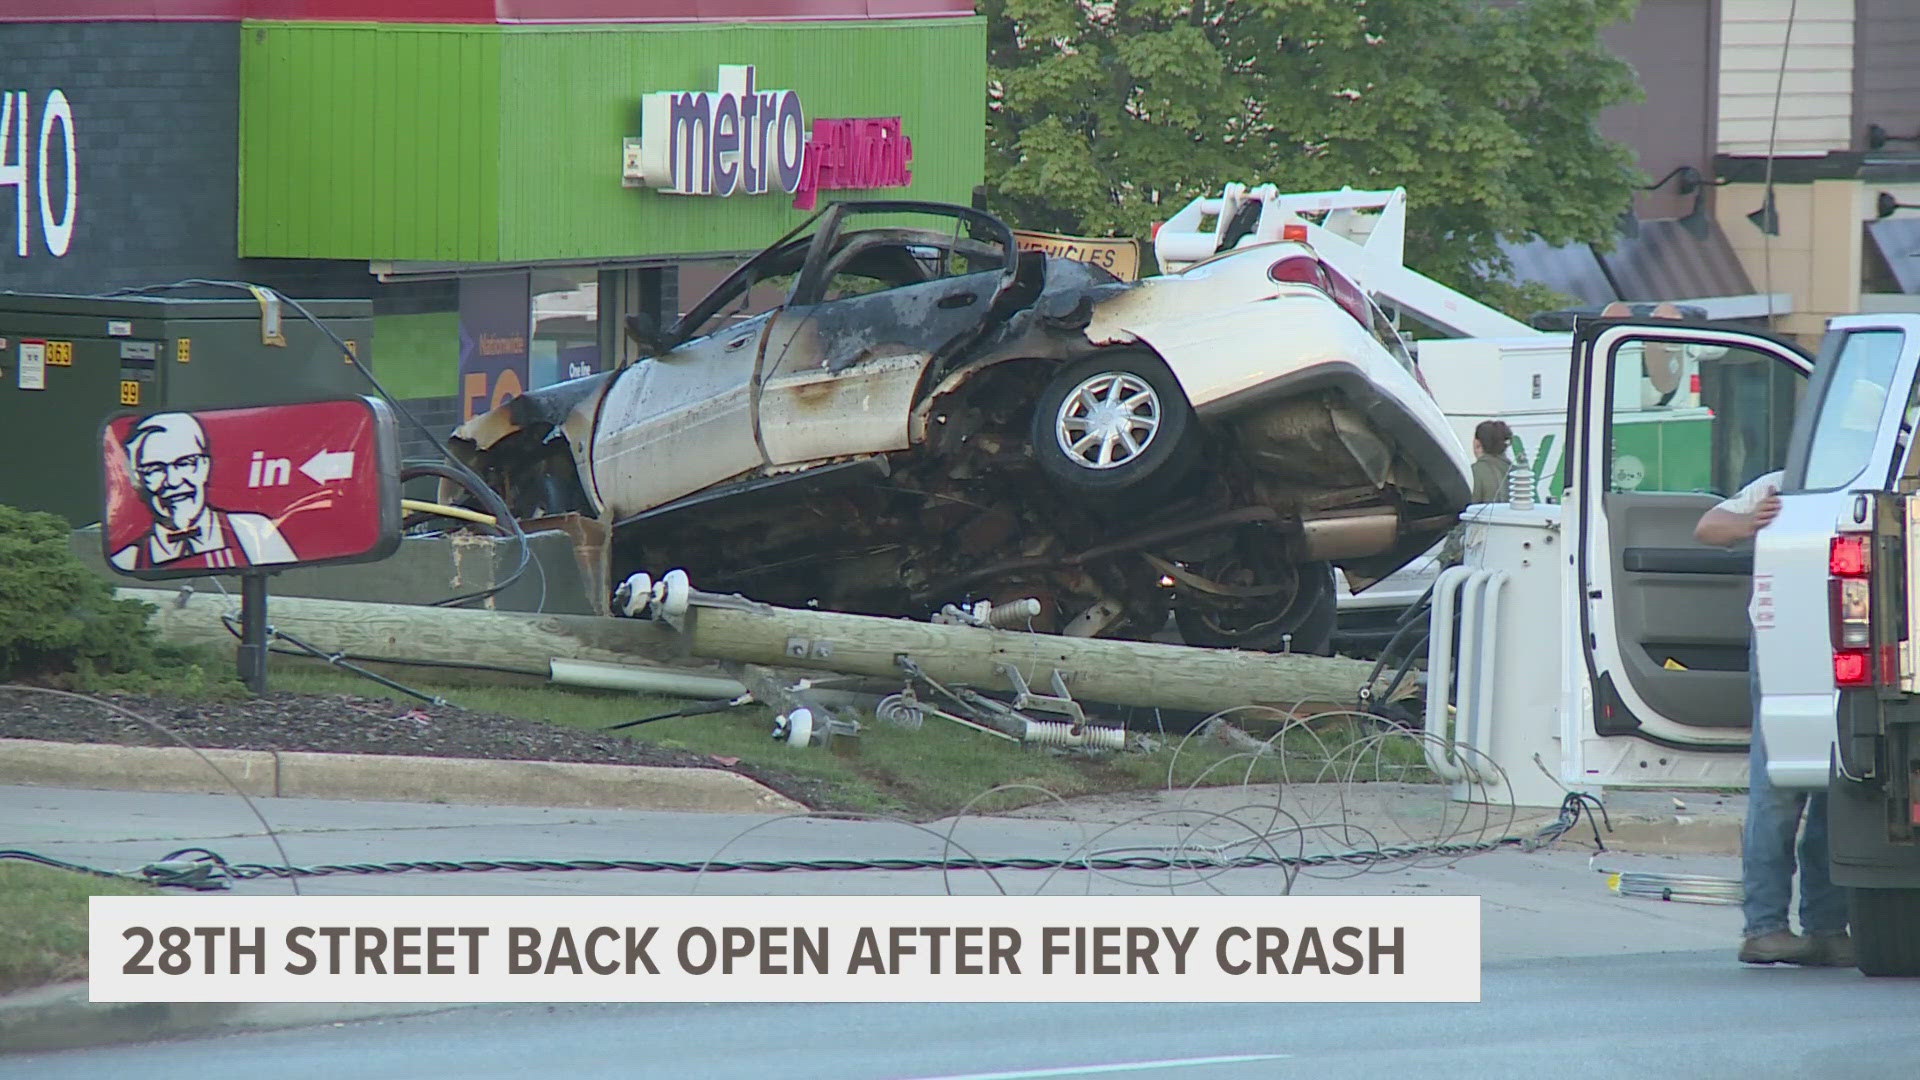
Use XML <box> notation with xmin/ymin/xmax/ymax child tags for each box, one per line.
<box><xmin>1751</xmin><ymin>489</ymin><xmax>1782</xmax><ymax>533</ymax></box>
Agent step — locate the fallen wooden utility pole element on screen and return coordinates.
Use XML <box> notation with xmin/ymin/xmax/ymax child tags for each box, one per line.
<box><xmin>118</xmin><ymin>586</ymin><xmax>690</xmax><ymax>674</ymax></box>
<box><xmin>616</xmin><ymin>573</ymin><xmax>1407</xmax><ymax>715</ymax></box>
<box><xmin>117</xmin><ymin>585</ymin><xmax>1408</xmax><ymax>715</ymax></box>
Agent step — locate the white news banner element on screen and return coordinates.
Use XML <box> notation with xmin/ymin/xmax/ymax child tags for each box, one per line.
<box><xmin>91</xmin><ymin>895</ymin><xmax>1480</xmax><ymax>1003</ymax></box>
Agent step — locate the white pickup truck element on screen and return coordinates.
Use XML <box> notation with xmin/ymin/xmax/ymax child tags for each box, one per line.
<box><xmin>1560</xmin><ymin>313</ymin><xmax>1920</xmax><ymax>976</ymax></box>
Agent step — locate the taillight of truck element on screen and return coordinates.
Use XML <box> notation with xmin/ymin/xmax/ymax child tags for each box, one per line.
<box><xmin>1831</xmin><ymin>533</ymin><xmax>1883</xmax><ymax>687</ymax></box>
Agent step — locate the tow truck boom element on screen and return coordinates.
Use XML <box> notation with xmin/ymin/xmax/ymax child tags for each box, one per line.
<box><xmin>1153</xmin><ymin>184</ymin><xmax>1538</xmax><ymax>339</ymax></box>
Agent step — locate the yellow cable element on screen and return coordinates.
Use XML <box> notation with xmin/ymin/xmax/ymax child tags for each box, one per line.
<box><xmin>401</xmin><ymin>498</ymin><xmax>498</xmax><ymax>526</ymax></box>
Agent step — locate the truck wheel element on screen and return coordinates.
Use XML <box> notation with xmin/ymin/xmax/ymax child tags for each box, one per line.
<box><xmin>1031</xmin><ymin>352</ymin><xmax>1200</xmax><ymax>508</ymax></box>
<box><xmin>1851</xmin><ymin>887</ymin><xmax>1920</xmax><ymax>977</ymax></box>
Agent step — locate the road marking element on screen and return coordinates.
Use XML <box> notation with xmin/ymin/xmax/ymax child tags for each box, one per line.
<box><xmin>896</xmin><ymin>1053</ymin><xmax>1292</xmax><ymax>1080</ymax></box>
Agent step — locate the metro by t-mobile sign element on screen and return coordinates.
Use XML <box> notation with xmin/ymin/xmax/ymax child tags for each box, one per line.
<box><xmin>623</xmin><ymin>65</ymin><xmax>911</xmax><ymax>209</ymax></box>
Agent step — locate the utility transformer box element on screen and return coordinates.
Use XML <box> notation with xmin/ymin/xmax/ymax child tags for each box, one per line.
<box><xmin>0</xmin><ymin>293</ymin><xmax>374</xmax><ymax>526</ymax></box>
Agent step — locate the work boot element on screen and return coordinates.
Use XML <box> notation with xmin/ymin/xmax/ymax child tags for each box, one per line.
<box><xmin>1738</xmin><ymin>929</ymin><xmax>1817</xmax><ymax>965</ymax></box>
<box><xmin>1806</xmin><ymin>931</ymin><xmax>1856</xmax><ymax>968</ymax></box>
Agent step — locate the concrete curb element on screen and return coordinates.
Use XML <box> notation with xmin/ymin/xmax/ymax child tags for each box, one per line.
<box><xmin>1583</xmin><ymin>814</ymin><xmax>1744</xmax><ymax>856</ymax></box>
<box><xmin>0</xmin><ymin>737</ymin><xmax>804</xmax><ymax>815</ymax></box>
<box><xmin>0</xmin><ymin>980</ymin><xmax>473</xmax><ymax>1055</ymax></box>
<box><xmin>1508</xmin><ymin>808</ymin><xmax>1743</xmax><ymax>856</ymax></box>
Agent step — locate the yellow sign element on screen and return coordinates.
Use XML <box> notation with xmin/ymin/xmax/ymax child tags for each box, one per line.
<box><xmin>119</xmin><ymin>380</ymin><xmax>141</xmax><ymax>406</ymax></box>
<box><xmin>344</xmin><ymin>340</ymin><xmax>358</xmax><ymax>364</ymax></box>
<box><xmin>45</xmin><ymin>340</ymin><xmax>73</xmax><ymax>366</ymax></box>
<box><xmin>1011</xmin><ymin>230</ymin><xmax>1144</xmax><ymax>282</ymax></box>
<box><xmin>176</xmin><ymin>338</ymin><xmax>191</xmax><ymax>363</ymax></box>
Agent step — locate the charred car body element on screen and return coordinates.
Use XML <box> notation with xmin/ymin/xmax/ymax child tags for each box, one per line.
<box><xmin>444</xmin><ymin>200</ymin><xmax>1471</xmax><ymax>652</ymax></box>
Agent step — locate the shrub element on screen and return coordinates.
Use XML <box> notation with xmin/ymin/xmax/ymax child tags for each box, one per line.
<box><xmin>0</xmin><ymin>504</ymin><xmax>158</xmax><ymax>684</ymax></box>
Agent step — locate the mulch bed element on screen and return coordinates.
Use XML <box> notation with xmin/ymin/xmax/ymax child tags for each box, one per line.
<box><xmin>0</xmin><ymin>686</ymin><xmax>840</xmax><ymax>811</ymax></box>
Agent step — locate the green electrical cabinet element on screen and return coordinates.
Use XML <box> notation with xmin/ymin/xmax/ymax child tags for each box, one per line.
<box><xmin>0</xmin><ymin>294</ymin><xmax>375</xmax><ymax>526</ymax></box>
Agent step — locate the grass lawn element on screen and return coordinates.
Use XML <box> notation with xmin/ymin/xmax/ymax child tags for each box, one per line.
<box><xmin>0</xmin><ymin>864</ymin><xmax>156</xmax><ymax>996</ymax></box>
<box><xmin>257</xmin><ymin>659</ymin><xmax>1435</xmax><ymax>819</ymax></box>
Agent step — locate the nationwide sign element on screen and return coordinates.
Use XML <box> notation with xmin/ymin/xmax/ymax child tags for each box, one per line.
<box><xmin>622</xmin><ymin>65</ymin><xmax>911</xmax><ymax>209</ymax></box>
<box><xmin>100</xmin><ymin>397</ymin><xmax>402</xmax><ymax>580</ymax></box>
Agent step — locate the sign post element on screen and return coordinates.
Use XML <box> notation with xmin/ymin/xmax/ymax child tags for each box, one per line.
<box><xmin>238</xmin><ymin>572</ymin><xmax>270</xmax><ymax>693</ymax></box>
<box><xmin>99</xmin><ymin>396</ymin><xmax>404</xmax><ymax>694</ymax></box>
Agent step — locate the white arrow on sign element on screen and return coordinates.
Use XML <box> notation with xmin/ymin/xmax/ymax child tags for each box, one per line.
<box><xmin>299</xmin><ymin>449</ymin><xmax>357</xmax><ymax>484</ymax></box>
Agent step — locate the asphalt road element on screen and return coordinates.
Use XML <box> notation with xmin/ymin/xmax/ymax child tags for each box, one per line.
<box><xmin>12</xmin><ymin>949</ymin><xmax>1920</xmax><ymax>1080</ymax></box>
<box><xmin>7</xmin><ymin>784</ymin><xmax>1913</xmax><ymax>1078</ymax></box>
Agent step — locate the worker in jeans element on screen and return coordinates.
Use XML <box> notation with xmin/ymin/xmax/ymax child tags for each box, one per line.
<box><xmin>1695</xmin><ymin>469</ymin><xmax>1853</xmax><ymax>965</ymax></box>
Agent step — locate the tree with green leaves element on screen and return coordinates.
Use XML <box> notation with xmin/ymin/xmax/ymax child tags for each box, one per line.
<box><xmin>984</xmin><ymin>0</ymin><xmax>1643</xmax><ymax>309</ymax></box>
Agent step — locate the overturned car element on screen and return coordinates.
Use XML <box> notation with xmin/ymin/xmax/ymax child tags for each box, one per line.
<box><xmin>444</xmin><ymin>200</ymin><xmax>1471</xmax><ymax>653</ymax></box>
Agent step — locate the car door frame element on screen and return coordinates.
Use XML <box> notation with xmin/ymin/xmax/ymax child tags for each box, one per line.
<box><xmin>1564</xmin><ymin>317</ymin><xmax>1815</xmax><ymax>752</ymax></box>
<box><xmin>753</xmin><ymin>201</ymin><xmax>1026</xmax><ymax>467</ymax></box>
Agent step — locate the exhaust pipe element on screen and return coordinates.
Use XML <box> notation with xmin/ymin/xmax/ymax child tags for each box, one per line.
<box><xmin>1301</xmin><ymin>509</ymin><xmax>1399</xmax><ymax>560</ymax></box>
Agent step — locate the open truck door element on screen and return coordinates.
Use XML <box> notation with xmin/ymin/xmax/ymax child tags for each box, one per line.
<box><xmin>1564</xmin><ymin>319</ymin><xmax>1813</xmax><ymax>768</ymax></box>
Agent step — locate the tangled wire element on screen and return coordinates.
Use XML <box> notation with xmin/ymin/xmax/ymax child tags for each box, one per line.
<box><xmin>0</xmin><ymin>687</ymin><xmax>1614</xmax><ymax>898</ymax></box>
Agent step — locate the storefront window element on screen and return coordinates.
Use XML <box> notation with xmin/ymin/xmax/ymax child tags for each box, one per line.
<box><xmin>531</xmin><ymin>269</ymin><xmax>600</xmax><ymax>389</ymax></box>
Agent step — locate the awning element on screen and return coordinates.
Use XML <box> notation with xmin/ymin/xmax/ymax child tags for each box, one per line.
<box><xmin>1498</xmin><ymin>237</ymin><xmax>1616</xmax><ymax>307</ymax></box>
<box><xmin>1867</xmin><ymin>217</ymin><xmax>1920</xmax><ymax>294</ymax></box>
<box><xmin>1498</xmin><ymin>216</ymin><xmax>1790</xmax><ymax>321</ymax></box>
<box><xmin>1600</xmin><ymin>218</ymin><xmax>1754</xmax><ymax>304</ymax></box>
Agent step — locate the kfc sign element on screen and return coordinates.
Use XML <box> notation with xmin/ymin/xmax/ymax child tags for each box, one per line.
<box><xmin>100</xmin><ymin>398</ymin><xmax>402</xmax><ymax>581</ymax></box>
<box><xmin>622</xmin><ymin>65</ymin><xmax>912</xmax><ymax>208</ymax></box>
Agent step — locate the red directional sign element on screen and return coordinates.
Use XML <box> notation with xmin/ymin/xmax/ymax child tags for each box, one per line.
<box><xmin>100</xmin><ymin>397</ymin><xmax>402</xmax><ymax>580</ymax></box>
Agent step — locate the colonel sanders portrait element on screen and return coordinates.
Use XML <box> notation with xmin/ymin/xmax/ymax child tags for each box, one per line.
<box><xmin>110</xmin><ymin>412</ymin><xmax>298</xmax><ymax>571</ymax></box>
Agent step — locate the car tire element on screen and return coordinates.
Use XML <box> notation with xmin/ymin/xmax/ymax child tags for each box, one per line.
<box><xmin>1851</xmin><ymin>887</ymin><xmax>1920</xmax><ymax>977</ymax></box>
<box><xmin>1175</xmin><ymin>561</ymin><xmax>1337</xmax><ymax>655</ymax></box>
<box><xmin>1030</xmin><ymin>351</ymin><xmax>1200</xmax><ymax>508</ymax></box>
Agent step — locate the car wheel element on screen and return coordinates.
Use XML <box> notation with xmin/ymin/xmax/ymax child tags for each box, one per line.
<box><xmin>1031</xmin><ymin>352</ymin><xmax>1200</xmax><ymax>507</ymax></box>
<box><xmin>1175</xmin><ymin>560</ymin><xmax>1337</xmax><ymax>655</ymax></box>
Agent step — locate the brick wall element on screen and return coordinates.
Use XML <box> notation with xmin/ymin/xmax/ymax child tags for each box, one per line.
<box><xmin>0</xmin><ymin>22</ymin><xmax>448</xmax><ymax>310</ymax></box>
<box><xmin>394</xmin><ymin>395</ymin><xmax>463</xmax><ymax>465</ymax></box>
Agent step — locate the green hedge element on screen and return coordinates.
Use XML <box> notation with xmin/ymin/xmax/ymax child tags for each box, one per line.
<box><xmin>0</xmin><ymin>504</ymin><xmax>159</xmax><ymax>684</ymax></box>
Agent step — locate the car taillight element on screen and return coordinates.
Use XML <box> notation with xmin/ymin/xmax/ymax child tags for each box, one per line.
<box><xmin>1267</xmin><ymin>255</ymin><xmax>1327</xmax><ymax>288</ymax></box>
<box><xmin>1267</xmin><ymin>255</ymin><xmax>1373</xmax><ymax>331</ymax></box>
<box><xmin>1322</xmin><ymin>264</ymin><xmax>1375</xmax><ymax>331</ymax></box>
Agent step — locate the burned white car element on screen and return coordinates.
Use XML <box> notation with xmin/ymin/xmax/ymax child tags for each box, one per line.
<box><xmin>445</xmin><ymin>200</ymin><xmax>1471</xmax><ymax>652</ymax></box>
